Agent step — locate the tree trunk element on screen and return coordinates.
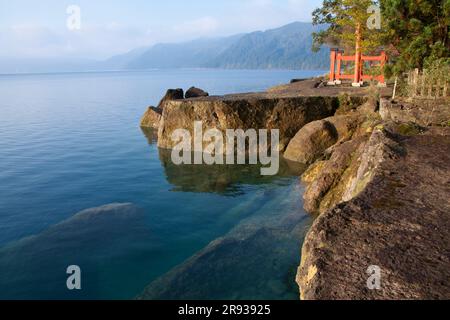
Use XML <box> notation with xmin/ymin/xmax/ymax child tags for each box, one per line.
<box><xmin>353</xmin><ymin>23</ymin><xmax>362</xmax><ymax>86</ymax></box>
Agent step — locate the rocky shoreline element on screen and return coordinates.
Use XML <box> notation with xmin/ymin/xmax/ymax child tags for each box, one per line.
<box><xmin>140</xmin><ymin>78</ymin><xmax>450</xmax><ymax>300</ymax></box>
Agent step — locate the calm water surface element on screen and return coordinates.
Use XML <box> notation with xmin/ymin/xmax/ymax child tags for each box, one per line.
<box><xmin>0</xmin><ymin>69</ymin><xmax>320</xmax><ymax>299</ymax></box>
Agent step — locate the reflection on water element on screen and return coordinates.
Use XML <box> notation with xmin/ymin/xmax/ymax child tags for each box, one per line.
<box><xmin>140</xmin><ymin>127</ymin><xmax>158</xmax><ymax>145</ymax></box>
<box><xmin>139</xmin><ymin>128</ymin><xmax>312</xmax><ymax>300</ymax></box>
<box><xmin>141</xmin><ymin>127</ymin><xmax>307</xmax><ymax>196</ymax></box>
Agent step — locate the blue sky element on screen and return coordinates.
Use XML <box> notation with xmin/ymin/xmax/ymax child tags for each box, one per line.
<box><xmin>0</xmin><ymin>0</ymin><xmax>323</xmax><ymax>59</ymax></box>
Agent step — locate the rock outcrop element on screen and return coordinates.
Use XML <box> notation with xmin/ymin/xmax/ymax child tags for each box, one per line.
<box><xmin>157</xmin><ymin>96</ymin><xmax>341</xmax><ymax>152</ymax></box>
<box><xmin>297</xmin><ymin>127</ymin><xmax>450</xmax><ymax>300</ymax></box>
<box><xmin>380</xmin><ymin>98</ymin><xmax>450</xmax><ymax>127</ymax></box>
<box><xmin>139</xmin><ymin>80</ymin><xmax>450</xmax><ymax>300</ymax></box>
<box><xmin>157</xmin><ymin>88</ymin><xmax>184</xmax><ymax>109</ymax></box>
<box><xmin>141</xmin><ymin>88</ymin><xmax>185</xmax><ymax>129</ymax></box>
<box><xmin>140</xmin><ymin>106</ymin><xmax>162</xmax><ymax>129</ymax></box>
<box><xmin>302</xmin><ymin>135</ymin><xmax>369</xmax><ymax>214</ymax></box>
<box><xmin>185</xmin><ymin>87</ymin><xmax>209</xmax><ymax>99</ymax></box>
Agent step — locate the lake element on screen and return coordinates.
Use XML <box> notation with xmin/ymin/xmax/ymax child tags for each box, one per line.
<box><xmin>0</xmin><ymin>69</ymin><xmax>321</xmax><ymax>300</ymax></box>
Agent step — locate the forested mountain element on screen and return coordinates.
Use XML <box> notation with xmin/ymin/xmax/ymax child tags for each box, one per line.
<box><xmin>115</xmin><ymin>22</ymin><xmax>328</xmax><ymax>70</ymax></box>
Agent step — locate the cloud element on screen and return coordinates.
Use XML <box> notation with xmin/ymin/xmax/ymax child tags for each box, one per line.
<box><xmin>0</xmin><ymin>24</ymin><xmax>155</xmax><ymax>59</ymax></box>
<box><xmin>0</xmin><ymin>0</ymin><xmax>322</xmax><ymax>60</ymax></box>
<box><xmin>172</xmin><ymin>17</ymin><xmax>220</xmax><ymax>37</ymax></box>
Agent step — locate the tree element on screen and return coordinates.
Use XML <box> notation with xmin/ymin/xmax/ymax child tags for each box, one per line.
<box><xmin>381</xmin><ymin>0</ymin><xmax>450</xmax><ymax>74</ymax></box>
<box><xmin>312</xmin><ymin>0</ymin><xmax>386</xmax><ymax>83</ymax></box>
<box><xmin>312</xmin><ymin>0</ymin><xmax>385</xmax><ymax>54</ymax></box>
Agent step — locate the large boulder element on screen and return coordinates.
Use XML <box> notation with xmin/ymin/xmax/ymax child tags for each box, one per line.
<box><xmin>185</xmin><ymin>87</ymin><xmax>209</xmax><ymax>99</ymax></box>
<box><xmin>157</xmin><ymin>88</ymin><xmax>184</xmax><ymax>109</ymax></box>
<box><xmin>157</xmin><ymin>96</ymin><xmax>340</xmax><ymax>152</ymax></box>
<box><xmin>284</xmin><ymin>114</ymin><xmax>365</xmax><ymax>164</ymax></box>
<box><xmin>284</xmin><ymin>120</ymin><xmax>338</xmax><ymax>164</ymax></box>
<box><xmin>302</xmin><ymin>136</ymin><xmax>369</xmax><ymax>214</ymax></box>
<box><xmin>140</xmin><ymin>106</ymin><xmax>162</xmax><ymax>129</ymax></box>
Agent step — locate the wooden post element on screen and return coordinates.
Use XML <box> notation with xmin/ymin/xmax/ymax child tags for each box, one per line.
<box><xmin>420</xmin><ymin>69</ymin><xmax>426</xmax><ymax>97</ymax></box>
<box><xmin>415</xmin><ymin>69</ymin><xmax>420</xmax><ymax>97</ymax></box>
<box><xmin>392</xmin><ymin>76</ymin><xmax>398</xmax><ymax>100</ymax></box>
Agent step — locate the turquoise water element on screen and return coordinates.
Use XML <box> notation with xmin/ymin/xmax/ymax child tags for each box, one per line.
<box><xmin>0</xmin><ymin>69</ymin><xmax>318</xmax><ymax>300</ymax></box>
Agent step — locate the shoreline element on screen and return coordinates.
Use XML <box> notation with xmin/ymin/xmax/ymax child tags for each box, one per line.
<box><xmin>140</xmin><ymin>77</ymin><xmax>450</xmax><ymax>300</ymax></box>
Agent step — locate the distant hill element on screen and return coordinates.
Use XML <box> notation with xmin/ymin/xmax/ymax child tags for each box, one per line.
<box><xmin>206</xmin><ymin>22</ymin><xmax>328</xmax><ymax>69</ymax></box>
<box><xmin>0</xmin><ymin>22</ymin><xmax>328</xmax><ymax>74</ymax></box>
<box><xmin>124</xmin><ymin>35</ymin><xmax>243</xmax><ymax>69</ymax></box>
<box><xmin>111</xmin><ymin>22</ymin><xmax>328</xmax><ymax>70</ymax></box>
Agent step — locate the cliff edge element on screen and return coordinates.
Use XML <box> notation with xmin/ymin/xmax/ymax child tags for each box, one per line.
<box><xmin>297</xmin><ymin>124</ymin><xmax>450</xmax><ymax>299</ymax></box>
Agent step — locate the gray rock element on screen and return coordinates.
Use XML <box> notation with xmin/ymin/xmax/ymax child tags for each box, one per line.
<box><xmin>298</xmin><ymin>128</ymin><xmax>450</xmax><ymax>300</ymax></box>
<box><xmin>185</xmin><ymin>87</ymin><xmax>209</xmax><ymax>99</ymax></box>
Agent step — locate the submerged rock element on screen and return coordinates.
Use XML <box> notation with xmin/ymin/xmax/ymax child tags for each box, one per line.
<box><xmin>137</xmin><ymin>183</ymin><xmax>312</xmax><ymax>300</ymax></box>
<box><xmin>0</xmin><ymin>203</ymin><xmax>152</xmax><ymax>300</ymax></box>
<box><xmin>185</xmin><ymin>87</ymin><xmax>209</xmax><ymax>99</ymax></box>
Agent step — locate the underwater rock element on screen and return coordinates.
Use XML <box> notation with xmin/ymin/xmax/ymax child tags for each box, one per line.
<box><xmin>0</xmin><ymin>203</ymin><xmax>152</xmax><ymax>300</ymax></box>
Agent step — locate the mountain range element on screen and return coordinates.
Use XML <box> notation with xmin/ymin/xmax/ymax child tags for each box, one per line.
<box><xmin>0</xmin><ymin>22</ymin><xmax>329</xmax><ymax>74</ymax></box>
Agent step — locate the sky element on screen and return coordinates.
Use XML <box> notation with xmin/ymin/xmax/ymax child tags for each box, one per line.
<box><xmin>0</xmin><ymin>0</ymin><xmax>323</xmax><ymax>60</ymax></box>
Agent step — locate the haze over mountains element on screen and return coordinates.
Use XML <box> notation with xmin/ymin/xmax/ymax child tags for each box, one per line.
<box><xmin>0</xmin><ymin>22</ymin><xmax>328</xmax><ymax>74</ymax></box>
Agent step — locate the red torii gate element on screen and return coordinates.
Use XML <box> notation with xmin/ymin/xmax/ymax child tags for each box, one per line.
<box><xmin>328</xmin><ymin>48</ymin><xmax>387</xmax><ymax>87</ymax></box>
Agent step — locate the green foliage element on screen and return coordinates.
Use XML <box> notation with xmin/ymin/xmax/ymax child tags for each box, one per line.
<box><xmin>337</xmin><ymin>93</ymin><xmax>358</xmax><ymax>114</ymax></box>
<box><xmin>424</xmin><ymin>57</ymin><xmax>450</xmax><ymax>83</ymax></box>
<box><xmin>395</xmin><ymin>122</ymin><xmax>424</xmax><ymax>136</ymax></box>
<box><xmin>381</xmin><ymin>0</ymin><xmax>450</xmax><ymax>74</ymax></box>
<box><xmin>208</xmin><ymin>23</ymin><xmax>330</xmax><ymax>69</ymax></box>
<box><xmin>312</xmin><ymin>0</ymin><xmax>386</xmax><ymax>53</ymax></box>
<box><xmin>313</xmin><ymin>0</ymin><xmax>449</xmax><ymax>76</ymax></box>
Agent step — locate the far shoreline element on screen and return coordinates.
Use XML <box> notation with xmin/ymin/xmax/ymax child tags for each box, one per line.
<box><xmin>0</xmin><ymin>68</ymin><xmax>328</xmax><ymax>78</ymax></box>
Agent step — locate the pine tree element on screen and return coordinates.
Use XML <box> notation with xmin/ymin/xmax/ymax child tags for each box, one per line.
<box><xmin>312</xmin><ymin>0</ymin><xmax>385</xmax><ymax>54</ymax></box>
<box><xmin>381</xmin><ymin>0</ymin><xmax>450</xmax><ymax>74</ymax></box>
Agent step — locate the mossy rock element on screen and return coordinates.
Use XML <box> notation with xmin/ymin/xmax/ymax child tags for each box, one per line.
<box><xmin>336</xmin><ymin>94</ymin><xmax>367</xmax><ymax>115</ymax></box>
<box><xmin>301</xmin><ymin>161</ymin><xmax>327</xmax><ymax>184</ymax></box>
<box><xmin>395</xmin><ymin>122</ymin><xmax>424</xmax><ymax>136</ymax></box>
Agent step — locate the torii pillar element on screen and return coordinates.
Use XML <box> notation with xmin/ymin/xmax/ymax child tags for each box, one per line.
<box><xmin>327</xmin><ymin>48</ymin><xmax>338</xmax><ymax>85</ymax></box>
